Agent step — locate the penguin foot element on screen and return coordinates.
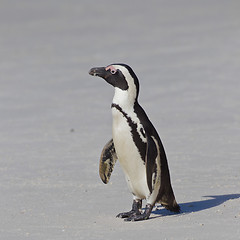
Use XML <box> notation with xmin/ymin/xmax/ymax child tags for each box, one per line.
<box><xmin>124</xmin><ymin>204</ymin><xmax>153</xmax><ymax>222</ymax></box>
<box><xmin>124</xmin><ymin>213</ymin><xmax>149</xmax><ymax>222</ymax></box>
<box><xmin>116</xmin><ymin>210</ymin><xmax>141</xmax><ymax>219</ymax></box>
<box><xmin>116</xmin><ymin>199</ymin><xmax>142</xmax><ymax>219</ymax></box>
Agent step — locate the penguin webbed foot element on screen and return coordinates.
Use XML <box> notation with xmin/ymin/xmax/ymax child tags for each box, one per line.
<box><xmin>116</xmin><ymin>199</ymin><xmax>142</xmax><ymax>219</ymax></box>
<box><xmin>124</xmin><ymin>213</ymin><xmax>148</xmax><ymax>222</ymax></box>
<box><xmin>124</xmin><ymin>204</ymin><xmax>153</xmax><ymax>222</ymax></box>
<box><xmin>116</xmin><ymin>209</ymin><xmax>141</xmax><ymax>219</ymax></box>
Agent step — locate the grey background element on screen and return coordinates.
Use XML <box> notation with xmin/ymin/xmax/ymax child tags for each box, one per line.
<box><xmin>0</xmin><ymin>1</ymin><xmax>239</xmax><ymax>239</ymax></box>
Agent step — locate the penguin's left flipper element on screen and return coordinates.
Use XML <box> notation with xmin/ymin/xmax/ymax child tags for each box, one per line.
<box><xmin>145</xmin><ymin>134</ymin><xmax>158</xmax><ymax>193</ymax></box>
<box><xmin>99</xmin><ymin>139</ymin><xmax>118</xmax><ymax>184</ymax></box>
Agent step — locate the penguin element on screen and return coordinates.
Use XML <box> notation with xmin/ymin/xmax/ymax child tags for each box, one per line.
<box><xmin>89</xmin><ymin>63</ymin><xmax>180</xmax><ymax>221</ymax></box>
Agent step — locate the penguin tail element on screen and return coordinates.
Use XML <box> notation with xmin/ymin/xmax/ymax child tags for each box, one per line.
<box><xmin>161</xmin><ymin>199</ymin><xmax>180</xmax><ymax>213</ymax></box>
<box><xmin>157</xmin><ymin>189</ymin><xmax>181</xmax><ymax>213</ymax></box>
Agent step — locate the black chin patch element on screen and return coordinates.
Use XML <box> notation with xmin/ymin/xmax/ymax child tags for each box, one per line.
<box><xmin>105</xmin><ymin>70</ymin><xmax>129</xmax><ymax>90</ymax></box>
<box><xmin>116</xmin><ymin>71</ymin><xmax>129</xmax><ymax>90</ymax></box>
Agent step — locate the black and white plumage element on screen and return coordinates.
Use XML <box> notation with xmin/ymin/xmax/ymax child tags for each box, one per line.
<box><xmin>89</xmin><ymin>63</ymin><xmax>180</xmax><ymax>221</ymax></box>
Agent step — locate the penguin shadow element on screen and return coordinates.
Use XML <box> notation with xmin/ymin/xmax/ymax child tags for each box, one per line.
<box><xmin>151</xmin><ymin>193</ymin><xmax>240</xmax><ymax>218</ymax></box>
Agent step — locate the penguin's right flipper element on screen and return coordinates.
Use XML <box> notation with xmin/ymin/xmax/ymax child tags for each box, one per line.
<box><xmin>145</xmin><ymin>134</ymin><xmax>158</xmax><ymax>193</ymax></box>
<box><xmin>99</xmin><ymin>139</ymin><xmax>118</xmax><ymax>184</ymax></box>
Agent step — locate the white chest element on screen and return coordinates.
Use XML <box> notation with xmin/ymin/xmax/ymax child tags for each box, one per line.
<box><xmin>111</xmin><ymin>106</ymin><xmax>149</xmax><ymax>199</ymax></box>
<box><xmin>112</xmin><ymin>107</ymin><xmax>137</xmax><ymax>164</ymax></box>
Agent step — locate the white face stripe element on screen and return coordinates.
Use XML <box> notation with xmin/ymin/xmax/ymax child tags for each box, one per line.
<box><xmin>112</xmin><ymin>65</ymin><xmax>133</xmax><ymax>84</ymax></box>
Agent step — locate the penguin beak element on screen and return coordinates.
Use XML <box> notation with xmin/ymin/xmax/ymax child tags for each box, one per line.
<box><xmin>89</xmin><ymin>67</ymin><xmax>107</xmax><ymax>78</ymax></box>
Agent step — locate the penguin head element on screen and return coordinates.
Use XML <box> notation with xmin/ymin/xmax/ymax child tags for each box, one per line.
<box><xmin>89</xmin><ymin>63</ymin><xmax>140</xmax><ymax>104</ymax></box>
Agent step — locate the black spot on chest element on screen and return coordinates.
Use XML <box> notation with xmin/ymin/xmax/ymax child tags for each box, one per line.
<box><xmin>112</xmin><ymin>103</ymin><xmax>146</xmax><ymax>162</ymax></box>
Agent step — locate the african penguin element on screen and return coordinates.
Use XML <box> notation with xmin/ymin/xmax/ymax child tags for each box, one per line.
<box><xmin>89</xmin><ymin>63</ymin><xmax>180</xmax><ymax>221</ymax></box>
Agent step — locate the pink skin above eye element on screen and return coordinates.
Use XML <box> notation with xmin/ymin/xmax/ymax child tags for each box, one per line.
<box><xmin>105</xmin><ymin>65</ymin><xmax>117</xmax><ymax>74</ymax></box>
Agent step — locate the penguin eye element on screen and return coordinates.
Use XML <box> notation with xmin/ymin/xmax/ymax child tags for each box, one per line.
<box><xmin>110</xmin><ymin>69</ymin><xmax>117</xmax><ymax>74</ymax></box>
<box><xmin>106</xmin><ymin>66</ymin><xmax>117</xmax><ymax>75</ymax></box>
